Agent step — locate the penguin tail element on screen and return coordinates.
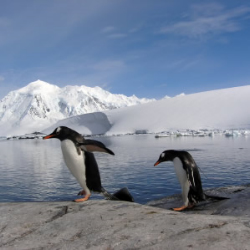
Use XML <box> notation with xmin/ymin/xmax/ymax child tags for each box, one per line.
<box><xmin>204</xmin><ymin>193</ymin><xmax>230</xmax><ymax>200</ymax></box>
<box><xmin>101</xmin><ymin>187</ymin><xmax>134</xmax><ymax>202</ymax></box>
<box><xmin>101</xmin><ymin>187</ymin><xmax>118</xmax><ymax>200</ymax></box>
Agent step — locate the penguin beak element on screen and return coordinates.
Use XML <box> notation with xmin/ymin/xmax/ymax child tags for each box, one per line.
<box><xmin>43</xmin><ymin>133</ymin><xmax>56</xmax><ymax>140</ymax></box>
<box><xmin>154</xmin><ymin>161</ymin><xmax>160</xmax><ymax>166</ymax></box>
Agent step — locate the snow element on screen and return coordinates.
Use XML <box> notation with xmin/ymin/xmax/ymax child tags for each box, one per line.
<box><xmin>0</xmin><ymin>80</ymin><xmax>154</xmax><ymax>136</ymax></box>
<box><xmin>1</xmin><ymin>81</ymin><xmax>250</xmax><ymax>136</ymax></box>
<box><xmin>43</xmin><ymin>85</ymin><xmax>250</xmax><ymax>136</ymax></box>
<box><xmin>43</xmin><ymin>112</ymin><xmax>112</xmax><ymax>135</ymax></box>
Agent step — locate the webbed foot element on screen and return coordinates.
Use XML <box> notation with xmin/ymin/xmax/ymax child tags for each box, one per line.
<box><xmin>74</xmin><ymin>194</ymin><xmax>91</xmax><ymax>202</ymax></box>
<box><xmin>172</xmin><ymin>204</ymin><xmax>194</xmax><ymax>211</ymax></box>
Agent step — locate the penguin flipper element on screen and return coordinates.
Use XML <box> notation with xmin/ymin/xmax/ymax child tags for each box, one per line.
<box><xmin>77</xmin><ymin>140</ymin><xmax>115</xmax><ymax>155</ymax></box>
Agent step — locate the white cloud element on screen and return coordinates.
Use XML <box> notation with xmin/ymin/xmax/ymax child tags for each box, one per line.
<box><xmin>101</xmin><ymin>26</ymin><xmax>128</xmax><ymax>39</ymax></box>
<box><xmin>101</xmin><ymin>26</ymin><xmax>116</xmax><ymax>33</ymax></box>
<box><xmin>160</xmin><ymin>4</ymin><xmax>250</xmax><ymax>39</ymax></box>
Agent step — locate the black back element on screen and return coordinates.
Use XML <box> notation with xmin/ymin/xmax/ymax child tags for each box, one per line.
<box><xmin>176</xmin><ymin>151</ymin><xmax>205</xmax><ymax>202</ymax></box>
<box><xmin>85</xmin><ymin>152</ymin><xmax>103</xmax><ymax>192</ymax></box>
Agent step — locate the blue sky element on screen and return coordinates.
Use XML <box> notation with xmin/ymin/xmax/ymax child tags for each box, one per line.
<box><xmin>0</xmin><ymin>0</ymin><xmax>250</xmax><ymax>99</ymax></box>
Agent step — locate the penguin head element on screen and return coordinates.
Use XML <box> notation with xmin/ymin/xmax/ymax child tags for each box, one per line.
<box><xmin>154</xmin><ymin>150</ymin><xmax>177</xmax><ymax>166</ymax></box>
<box><xmin>43</xmin><ymin>126</ymin><xmax>78</xmax><ymax>141</ymax></box>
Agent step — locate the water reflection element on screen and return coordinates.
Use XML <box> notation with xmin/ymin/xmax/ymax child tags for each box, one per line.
<box><xmin>0</xmin><ymin>135</ymin><xmax>249</xmax><ymax>204</ymax></box>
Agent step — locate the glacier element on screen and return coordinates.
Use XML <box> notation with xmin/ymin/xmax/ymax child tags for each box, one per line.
<box><xmin>43</xmin><ymin>85</ymin><xmax>250</xmax><ymax>136</ymax></box>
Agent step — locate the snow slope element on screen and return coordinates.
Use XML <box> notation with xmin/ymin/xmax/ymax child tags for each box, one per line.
<box><xmin>0</xmin><ymin>80</ymin><xmax>154</xmax><ymax>135</ymax></box>
<box><xmin>44</xmin><ymin>85</ymin><xmax>250</xmax><ymax>136</ymax></box>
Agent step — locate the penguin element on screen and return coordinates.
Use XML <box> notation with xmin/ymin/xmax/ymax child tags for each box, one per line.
<box><xmin>43</xmin><ymin>126</ymin><xmax>134</xmax><ymax>202</ymax></box>
<box><xmin>154</xmin><ymin>150</ymin><xmax>228</xmax><ymax>211</ymax></box>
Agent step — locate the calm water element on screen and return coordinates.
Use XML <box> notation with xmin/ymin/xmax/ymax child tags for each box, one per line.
<box><xmin>0</xmin><ymin>135</ymin><xmax>250</xmax><ymax>204</ymax></box>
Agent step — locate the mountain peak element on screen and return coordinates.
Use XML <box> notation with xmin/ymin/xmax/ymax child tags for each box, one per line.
<box><xmin>0</xmin><ymin>80</ymin><xmax>154</xmax><ymax>135</ymax></box>
<box><xmin>19</xmin><ymin>80</ymin><xmax>60</xmax><ymax>94</ymax></box>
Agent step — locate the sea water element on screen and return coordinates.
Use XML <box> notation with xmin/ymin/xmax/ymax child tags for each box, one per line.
<box><xmin>0</xmin><ymin>135</ymin><xmax>249</xmax><ymax>204</ymax></box>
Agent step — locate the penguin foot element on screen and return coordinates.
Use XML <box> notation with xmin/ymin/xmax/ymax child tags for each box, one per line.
<box><xmin>172</xmin><ymin>205</ymin><xmax>188</xmax><ymax>211</ymax></box>
<box><xmin>74</xmin><ymin>194</ymin><xmax>91</xmax><ymax>202</ymax></box>
<box><xmin>77</xmin><ymin>189</ymin><xmax>86</xmax><ymax>196</ymax></box>
<box><xmin>172</xmin><ymin>204</ymin><xmax>194</xmax><ymax>211</ymax></box>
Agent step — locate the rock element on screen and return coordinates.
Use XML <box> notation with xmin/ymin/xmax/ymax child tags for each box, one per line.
<box><xmin>147</xmin><ymin>184</ymin><xmax>250</xmax><ymax>217</ymax></box>
<box><xmin>1</xmin><ymin>185</ymin><xmax>250</xmax><ymax>249</ymax></box>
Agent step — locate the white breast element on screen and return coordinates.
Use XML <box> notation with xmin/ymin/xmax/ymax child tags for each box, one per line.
<box><xmin>173</xmin><ymin>157</ymin><xmax>190</xmax><ymax>206</ymax></box>
<box><xmin>61</xmin><ymin>140</ymin><xmax>89</xmax><ymax>194</ymax></box>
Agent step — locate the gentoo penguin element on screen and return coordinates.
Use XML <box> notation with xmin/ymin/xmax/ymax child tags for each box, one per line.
<box><xmin>43</xmin><ymin>126</ymin><xmax>134</xmax><ymax>202</ymax></box>
<box><xmin>154</xmin><ymin>150</ymin><xmax>228</xmax><ymax>211</ymax></box>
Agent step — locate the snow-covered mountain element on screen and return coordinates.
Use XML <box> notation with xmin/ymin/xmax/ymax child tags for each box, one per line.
<box><xmin>43</xmin><ymin>85</ymin><xmax>250</xmax><ymax>136</ymax></box>
<box><xmin>0</xmin><ymin>80</ymin><xmax>154</xmax><ymax>135</ymax></box>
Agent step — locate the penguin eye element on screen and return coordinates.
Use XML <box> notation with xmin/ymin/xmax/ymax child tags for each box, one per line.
<box><xmin>161</xmin><ymin>153</ymin><xmax>165</xmax><ymax>158</ymax></box>
<box><xmin>56</xmin><ymin>127</ymin><xmax>61</xmax><ymax>134</ymax></box>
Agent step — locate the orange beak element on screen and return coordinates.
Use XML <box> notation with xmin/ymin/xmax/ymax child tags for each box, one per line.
<box><xmin>43</xmin><ymin>134</ymin><xmax>55</xmax><ymax>140</ymax></box>
<box><xmin>154</xmin><ymin>161</ymin><xmax>160</xmax><ymax>166</ymax></box>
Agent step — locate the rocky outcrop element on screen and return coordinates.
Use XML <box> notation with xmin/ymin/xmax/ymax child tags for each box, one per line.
<box><xmin>147</xmin><ymin>184</ymin><xmax>250</xmax><ymax>217</ymax></box>
<box><xmin>1</xmin><ymin>185</ymin><xmax>250</xmax><ymax>249</ymax></box>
